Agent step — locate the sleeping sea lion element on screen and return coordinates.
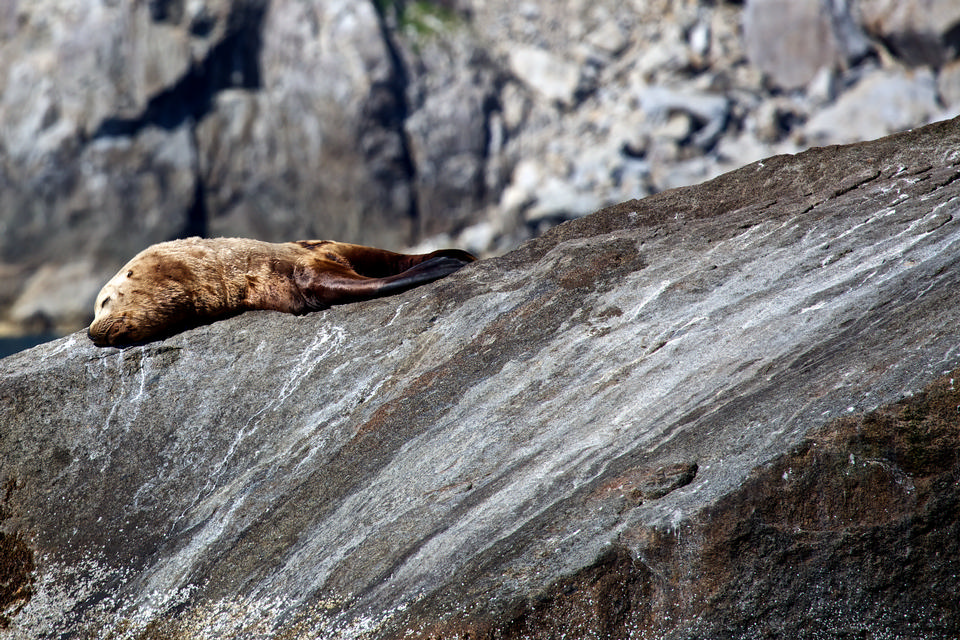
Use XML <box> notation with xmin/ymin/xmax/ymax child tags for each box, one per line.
<box><xmin>88</xmin><ymin>237</ymin><xmax>475</xmax><ymax>347</ymax></box>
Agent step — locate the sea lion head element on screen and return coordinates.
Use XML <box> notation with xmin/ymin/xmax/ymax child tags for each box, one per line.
<box><xmin>88</xmin><ymin>257</ymin><xmax>198</xmax><ymax>347</ymax></box>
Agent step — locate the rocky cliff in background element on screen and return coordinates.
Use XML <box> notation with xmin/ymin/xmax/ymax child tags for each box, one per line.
<box><xmin>2</xmin><ymin>116</ymin><xmax>959</xmax><ymax>639</ymax></box>
<box><xmin>1</xmin><ymin>0</ymin><xmax>959</xmax><ymax>338</ymax></box>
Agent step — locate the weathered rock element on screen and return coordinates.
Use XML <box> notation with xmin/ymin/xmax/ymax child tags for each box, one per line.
<box><xmin>802</xmin><ymin>67</ymin><xmax>940</xmax><ymax>145</ymax></box>
<box><xmin>743</xmin><ymin>0</ymin><xmax>870</xmax><ymax>89</ymax></box>
<box><xmin>7</xmin><ymin>261</ymin><xmax>103</xmax><ymax>335</ymax></box>
<box><xmin>859</xmin><ymin>0</ymin><xmax>960</xmax><ymax>67</ymax></box>
<box><xmin>199</xmin><ymin>0</ymin><xmax>418</xmax><ymax>247</ymax></box>
<box><xmin>392</xmin><ymin>9</ymin><xmax>503</xmax><ymax>239</ymax></box>
<box><xmin>508</xmin><ymin>45</ymin><xmax>585</xmax><ymax>107</ymax></box>
<box><xmin>940</xmin><ymin>59</ymin><xmax>960</xmax><ymax>107</ymax></box>
<box><xmin>2</xmin><ymin>118</ymin><xmax>960</xmax><ymax>638</ymax></box>
<box><xmin>0</xmin><ymin>0</ymin><xmax>260</xmax><ymax>318</ymax></box>
<box><xmin>637</xmin><ymin>85</ymin><xmax>730</xmax><ymax>150</ymax></box>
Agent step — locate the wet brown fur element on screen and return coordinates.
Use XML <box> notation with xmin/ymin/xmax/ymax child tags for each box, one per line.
<box><xmin>88</xmin><ymin>237</ymin><xmax>475</xmax><ymax>347</ymax></box>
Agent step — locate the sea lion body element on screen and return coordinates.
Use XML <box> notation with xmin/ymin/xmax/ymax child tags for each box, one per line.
<box><xmin>88</xmin><ymin>237</ymin><xmax>475</xmax><ymax>347</ymax></box>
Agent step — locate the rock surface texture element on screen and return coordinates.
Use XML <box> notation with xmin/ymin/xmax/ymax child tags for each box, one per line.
<box><xmin>3</xmin><ymin>0</ymin><xmax>960</xmax><ymax>337</ymax></box>
<box><xmin>2</xmin><ymin>118</ymin><xmax>960</xmax><ymax>638</ymax></box>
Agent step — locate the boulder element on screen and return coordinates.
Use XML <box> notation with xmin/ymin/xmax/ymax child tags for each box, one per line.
<box><xmin>858</xmin><ymin>0</ymin><xmax>960</xmax><ymax>67</ymax></box>
<box><xmin>201</xmin><ymin>0</ymin><xmax>417</xmax><ymax>247</ymax></box>
<box><xmin>940</xmin><ymin>59</ymin><xmax>960</xmax><ymax>109</ymax></box>
<box><xmin>637</xmin><ymin>85</ymin><xmax>730</xmax><ymax>150</ymax></box>
<box><xmin>802</xmin><ymin>67</ymin><xmax>940</xmax><ymax>145</ymax></box>
<box><xmin>394</xmin><ymin>13</ymin><xmax>502</xmax><ymax>239</ymax></box>
<box><xmin>743</xmin><ymin>0</ymin><xmax>871</xmax><ymax>89</ymax></box>
<box><xmin>508</xmin><ymin>45</ymin><xmax>585</xmax><ymax>107</ymax></box>
<box><xmin>2</xmin><ymin>118</ymin><xmax>960</xmax><ymax>638</ymax></box>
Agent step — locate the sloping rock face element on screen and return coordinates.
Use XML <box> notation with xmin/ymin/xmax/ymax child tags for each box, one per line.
<box><xmin>2</xmin><ymin>118</ymin><xmax>960</xmax><ymax>638</ymax></box>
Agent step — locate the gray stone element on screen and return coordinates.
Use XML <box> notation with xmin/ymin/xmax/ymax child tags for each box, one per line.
<box><xmin>859</xmin><ymin>0</ymin><xmax>960</xmax><ymax>66</ymax></box>
<box><xmin>802</xmin><ymin>67</ymin><xmax>940</xmax><ymax>145</ymax></box>
<box><xmin>938</xmin><ymin>59</ymin><xmax>960</xmax><ymax>108</ymax></box>
<box><xmin>744</xmin><ymin>0</ymin><xmax>871</xmax><ymax>89</ymax></box>
<box><xmin>524</xmin><ymin>176</ymin><xmax>604</xmax><ymax>222</ymax></box>
<box><xmin>2</xmin><ymin>118</ymin><xmax>960</xmax><ymax>639</ymax></box>
<box><xmin>214</xmin><ymin>0</ymin><xmax>415</xmax><ymax>246</ymax></box>
<box><xmin>0</xmin><ymin>121</ymin><xmax>198</xmax><ymax>268</ymax></box>
<box><xmin>7</xmin><ymin>260</ymin><xmax>106</xmax><ymax>335</ymax></box>
<box><xmin>508</xmin><ymin>45</ymin><xmax>584</xmax><ymax>107</ymax></box>
<box><xmin>397</xmin><ymin>24</ymin><xmax>501</xmax><ymax>238</ymax></box>
<box><xmin>634</xmin><ymin>25</ymin><xmax>693</xmax><ymax>82</ymax></box>
<box><xmin>586</xmin><ymin>19</ymin><xmax>628</xmax><ymax>57</ymax></box>
<box><xmin>806</xmin><ymin>65</ymin><xmax>839</xmax><ymax>105</ymax></box>
<box><xmin>638</xmin><ymin>85</ymin><xmax>730</xmax><ymax>150</ymax></box>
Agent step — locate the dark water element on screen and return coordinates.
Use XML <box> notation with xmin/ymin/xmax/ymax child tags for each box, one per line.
<box><xmin>0</xmin><ymin>333</ymin><xmax>62</xmax><ymax>360</ymax></box>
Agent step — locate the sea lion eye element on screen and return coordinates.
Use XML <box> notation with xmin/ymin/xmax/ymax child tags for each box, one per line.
<box><xmin>101</xmin><ymin>296</ymin><xmax>111</xmax><ymax>308</ymax></box>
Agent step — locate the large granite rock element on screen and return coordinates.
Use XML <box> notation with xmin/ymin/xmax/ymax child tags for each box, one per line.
<box><xmin>2</xmin><ymin>118</ymin><xmax>960</xmax><ymax>638</ymax></box>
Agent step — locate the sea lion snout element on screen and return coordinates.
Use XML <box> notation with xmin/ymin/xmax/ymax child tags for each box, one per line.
<box><xmin>88</xmin><ymin>313</ymin><xmax>132</xmax><ymax>347</ymax></box>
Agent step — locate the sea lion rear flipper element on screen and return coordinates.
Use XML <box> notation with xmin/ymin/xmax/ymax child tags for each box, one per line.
<box><xmin>305</xmin><ymin>242</ymin><xmax>475</xmax><ymax>278</ymax></box>
<box><xmin>296</xmin><ymin>254</ymin><xmax>473</xmax><ymax>308</ymax></box>
<box><xmin>376</xmin><ymin>255</ymin><xmax>473</xmax><ymax>296</ymax></box>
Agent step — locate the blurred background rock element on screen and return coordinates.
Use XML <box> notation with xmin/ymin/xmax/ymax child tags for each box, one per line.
<box><xmin>1</xmin><ymin>0</ymin><xmax>958</xmax><ymax>351</ymax></box>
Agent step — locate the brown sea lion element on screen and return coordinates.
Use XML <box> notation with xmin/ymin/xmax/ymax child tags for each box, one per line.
<box><xmin>88</xmin><ymin>237</ymin><xmax>475</xmax><ymax>347</ymax></box>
